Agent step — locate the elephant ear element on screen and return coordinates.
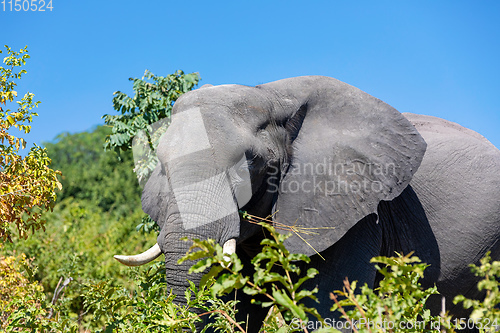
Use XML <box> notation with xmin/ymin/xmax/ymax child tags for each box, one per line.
<box><xmin>269</xmin><ymin>77</ymin><xmax>427</xmax><ymax>256</ymax></box>
<box><xmin>142</xmin><ymin>163</ymin><xmax>170</xmax><ymax>230</ymax></box>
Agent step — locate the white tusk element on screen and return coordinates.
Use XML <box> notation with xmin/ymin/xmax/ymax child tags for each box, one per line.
<box><xmin>222</xmin><ymin>239</ymin><xmax>236</xmax><ymax>268</ymax></box>
<box><xmin>114</xmin><ymin>243</ymin><xmax>162</xmax><ymax>267</ymax></box>
<box><xmin>223</xmin><ymin>238</ymin><xmax>236</xmax><ymax>255</ymax></box>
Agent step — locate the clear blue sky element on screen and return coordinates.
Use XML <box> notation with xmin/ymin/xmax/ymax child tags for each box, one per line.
<box><xmin>3</xmin><ymin>1</ymin><xmax>500</xmax><ymax>149</ymax></box>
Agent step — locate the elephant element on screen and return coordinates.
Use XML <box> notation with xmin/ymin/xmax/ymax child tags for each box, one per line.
<box><xmin>114</xmin><ymin>76</ymin><xmax>500</xmax><ymax>332</ymax></box>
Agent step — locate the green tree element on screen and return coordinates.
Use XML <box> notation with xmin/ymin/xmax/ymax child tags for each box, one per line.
<box><xmin>0</xmin><ymin>45</ymin><xmax>61</xmax><ymax>242</ymax></box>
<box><xmin>4</xmin><ymin>126</ymin><xmax>158</xmax><ymax>330</ymax></box>
<box><xmin>44</xmin><ymin>126</ymin><xmax>142</xmax><ymax>213</ymax></box>
<box><xmin>103</xmin><ymin>69</ymin><xmax>200</xmax><ymax>184</ymax></box>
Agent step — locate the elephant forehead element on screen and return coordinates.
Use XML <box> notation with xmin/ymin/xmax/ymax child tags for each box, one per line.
<box><xmin>158</xmin><ymin>107</ymin><xmax>212</xmax><ymax>163</ymax></box>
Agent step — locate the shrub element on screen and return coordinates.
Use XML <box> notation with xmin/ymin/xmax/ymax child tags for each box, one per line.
<box><xmin>3</xmin><ymin>221</ymin><xmax>499</xmax><ymax>332</ymax></box>
<box><xmin>0</xmin><ymin>248</ymin><xmax>77</xmax><ymax>332</ymax></box>
<box><xmin>453</xmin><ymin>252</ymin><xmax>500</xmax><ymax>332</ymax></box>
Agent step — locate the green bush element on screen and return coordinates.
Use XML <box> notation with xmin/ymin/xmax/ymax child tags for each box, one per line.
<box><xmin>3</xmin><ymin>220</ymin><xmax>500</xmax><ymax>332</ymax></box>
<box><xmin>180</xmin><ymin>220</ymin><xmax>322</xmax><ymax>330</ymax></box>
<box><xmin>453</xmin><ymin>252</ymin><xmax>500</xmax><ymax>332</ymax></box>
<box><xmin>2</xmin><ymin>126</ymin><xmax>158</xmax><ymax>331</ymax></box>
<box><xmin>0</xmin><ymin>249</ymin><xmax>78</xmax><ymax>332</ymax></box>
<box><xmin>326</xmin><ymin>254</ymin><xmax>452</xmax><ymax>333</ymax></box>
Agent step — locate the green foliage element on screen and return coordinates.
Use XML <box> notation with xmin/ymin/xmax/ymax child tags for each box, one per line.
<box><xmin>80</xmin><ymin>265</ymin><xmax>243</xmax><ymax>333</ymax></box>
<box><xmin>4</xmin><ymin>196</ymin><xmax>158</xmax><ymax>331</ymax></box>
<box><xmin>103</xmin><ymin>70</ymin><xmax>200</xmax><ymax>185</ymax></box>
<box><xmin>454</xmin><ymin>252</ymin><xmax>500</xmax><ymax>332</ymax></box>
<box><xmin>4</xmin><ymin>216</ymin><xmax>500</xmax><ymax>332</ymax></box>
<box><xmin>179</xmin><ymin>223</ymin><xmax>496</xmax><ymax>332</ymax></box>
<box><xmin>43</xmin><ymin>125</ymin><xmax>142</xmax><ymax>213</ymax></box>
<box><xmin>3</xmin><ymin>126</ymin><xmax>157</xmax><ymax>331</ymax></box>
<box><xmin>0</xmin><ymin>45</ymin><xmax>61</xmax><ymax>242</ymax></box>
<box><xmin>135</xmin><ymin>214</ymin><xmax>159</xmax><ymax>234</ymax></box>
<box><xmin>104</xmin><ymin>69</ymin><xmax>200</xmax><ymax>152</ymax></box>
<box><xmin>0</xmin><ymin>249</ymin><xmax>45</xmax><ymax>330</ymax></box>
<box><xmin>327</xmin><ymin>253</ymin><xmax>454</xmax><ymax>332</ymax></box>
<box><xmin>180</xmin><ymin>220</ymin><xmax>323</xmax><ymax>332</ymax></box>
<box><xmin>0</xmin><ymin>249</ymin><xmax>78</xmax><ymax>332</ymax></box>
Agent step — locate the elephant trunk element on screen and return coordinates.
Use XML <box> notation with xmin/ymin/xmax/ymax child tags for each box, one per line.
<box><xmin>162</xmin><ymin>230</ymin><xmax>208</xmax><ymax>304</ymax></box>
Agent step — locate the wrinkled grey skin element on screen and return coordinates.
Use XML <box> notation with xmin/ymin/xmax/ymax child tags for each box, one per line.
<box><xmin>141</xmin><ymin>76</ymin><xmax>500</xmax><ymax>332</ymax></box>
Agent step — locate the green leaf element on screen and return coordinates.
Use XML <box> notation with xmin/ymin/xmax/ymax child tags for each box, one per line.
<box><xmin>273</xmin><ymin>289</ymin><xmax>306</xmax><ymax>321</ymax></box>
<box><xmin>103</xmin><ymin>69</ymin><xmax>200</xmax><ymax>189</ymax></box>
<box><xmin>200</xmin><ymin>265</ymin><xmax>223</xmax><ymax>288</ymax></box>
<box><xmin>6</xmin><ymin>114</ymin><xmax>15</xmax><ymax>125</ymax></box>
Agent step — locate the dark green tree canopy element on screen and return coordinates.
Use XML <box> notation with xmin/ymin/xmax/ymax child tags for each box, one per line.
<box><xmin>43</xmin><ymin>126</ymin><xmax>141</xmax><ymax>214</ymax></box>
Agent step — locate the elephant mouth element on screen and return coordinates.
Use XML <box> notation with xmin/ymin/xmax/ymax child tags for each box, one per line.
<box><xmin>114</xmin><ymin>238</ymin><xmax>237</xmax><ymax>267</ymax></box>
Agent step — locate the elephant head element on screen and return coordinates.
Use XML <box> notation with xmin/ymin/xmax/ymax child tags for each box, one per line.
<box><xmin>114</xmin><ymin>76</ymin><xmax>427</xmax><ymax>304</ymax></box>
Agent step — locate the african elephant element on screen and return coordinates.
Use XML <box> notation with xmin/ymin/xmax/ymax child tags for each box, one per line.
<box><xmin>114</xmin><ymin>76</ymin><xmax>500</xmax><ymax>332</ymax></box>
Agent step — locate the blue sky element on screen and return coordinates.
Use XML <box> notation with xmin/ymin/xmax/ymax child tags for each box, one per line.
<box><xmin>3</xmin><ymin>1</ymin><xmax>500</xmax><ymax>149</ymax></box>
